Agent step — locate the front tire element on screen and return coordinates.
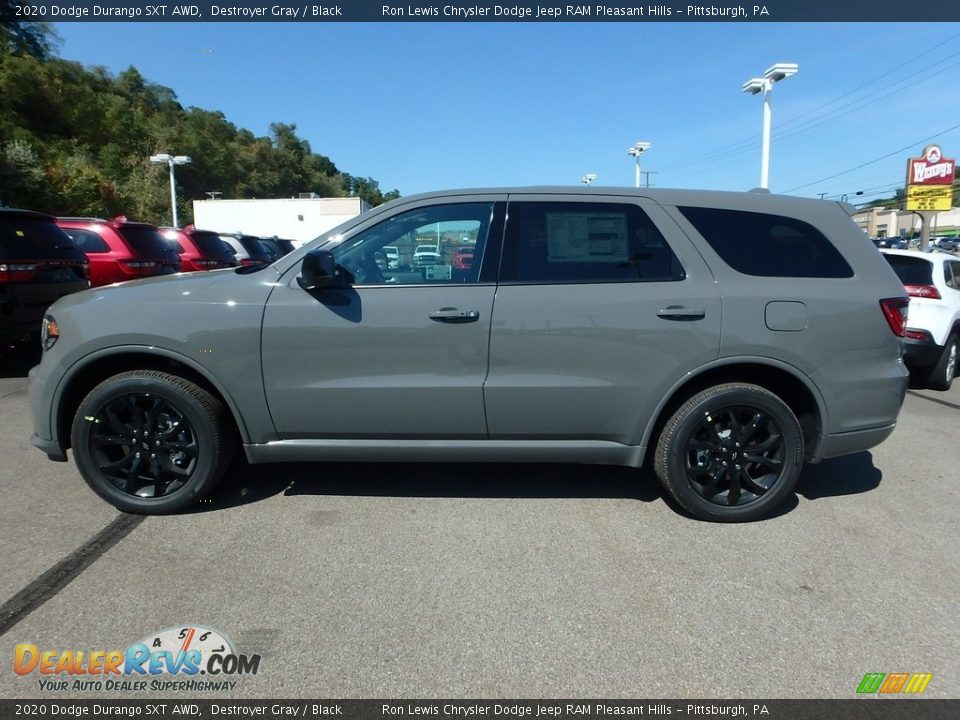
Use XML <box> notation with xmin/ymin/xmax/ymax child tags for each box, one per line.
<box><xmin>654</xmin><ymin>383</ymin><xmax>804</xmax><ymax>523</ymax></box>
<box><xmin>71</xmin><ymin>370</ymin><xmax>234</xmax><ymax>514</ymax></box>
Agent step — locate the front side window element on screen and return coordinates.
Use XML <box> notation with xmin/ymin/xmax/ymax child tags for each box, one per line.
<box><xmin>679</xmin><ymin>206</ymin><xmax>853</xmax><ymax>278</ymax></box>
<box><xmin>334</xmin><ymin>202</ymin><xmax>493</xmax><ymax>286</ymax></box>
<box><xmin>499</xmin><ymin>201</ymin><xmax>684</xmax><ymax>284</ymax></box>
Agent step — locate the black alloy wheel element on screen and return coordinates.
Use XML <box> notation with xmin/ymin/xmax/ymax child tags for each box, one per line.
<box><xmin>72</xmin><ymin>370</ymin><xmax>233</xmax><ymax>514</ymax></box>
<box><xmin>654</xmin><ymin>383</ymin><xmax>805</xmax><ymax>522</ymax></box>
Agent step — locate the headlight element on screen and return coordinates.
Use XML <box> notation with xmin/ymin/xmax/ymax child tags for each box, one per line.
<box><xmin>40</xmin><ymin>315</ymin><xmax>60</xmax><ymax>351</ymax></box>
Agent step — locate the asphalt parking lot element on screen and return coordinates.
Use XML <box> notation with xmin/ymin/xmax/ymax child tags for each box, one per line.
<box><xmin>0</xmin><ymin>345</ymin><xmax>957</xmax><ymax>699</ymax></box>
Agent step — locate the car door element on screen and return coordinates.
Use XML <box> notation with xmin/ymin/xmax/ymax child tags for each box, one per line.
<box><xmin>484</xmin><ymin>193</ymin><xmax>722</xmax><ymax>445</ymax></box>
<box><xmin>262</xmin><ymin>196</ymin><xmax>505</xmax><ymax>439</ymax></box>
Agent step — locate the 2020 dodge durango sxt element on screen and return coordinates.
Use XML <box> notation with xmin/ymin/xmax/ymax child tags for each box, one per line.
<box><xmin>29</xmin><ymin>188</ymin><xmax>910</xmax><ymax>522</ymax></box>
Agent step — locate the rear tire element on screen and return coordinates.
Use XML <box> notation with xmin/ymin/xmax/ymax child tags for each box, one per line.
<box><xmin>924</xmin><ymin>334</ymin><xmax>957</xmax><ymax>391</ymax></box>
<box><xmin>71</xmin><ymin>370</ymin><xmax>234</xmax><ymax>514</ymax></box>
<box><xmin>654</xmin><ymin>383</ymin><xmax>804</xmax><ymax>523</ymax></box>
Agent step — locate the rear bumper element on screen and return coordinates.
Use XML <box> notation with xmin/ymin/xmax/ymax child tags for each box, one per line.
<box><xmin>811</xmin><ymin>423</ymin><xmax>897</xmax><ymax>462</ymax></box>
<box><xmin>901</xmin><ymin>335</ymin><xmax>942</xmax><ymax>370</ymax></box>
<box><xmin>31</xmin><ymin>433</ymin><xmax>67</xmax><ymax>462</ymax></box>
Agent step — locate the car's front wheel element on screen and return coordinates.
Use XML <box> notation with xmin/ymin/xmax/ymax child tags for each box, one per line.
<box><xmin>654</xmin><ymin>383</ymin><xmax>805</xmax><ymax>522</ymax></box>
<box><xmin>71</xmin><ymin>370</ymin><xmax>234</xmax><ymax>514</ymax></box>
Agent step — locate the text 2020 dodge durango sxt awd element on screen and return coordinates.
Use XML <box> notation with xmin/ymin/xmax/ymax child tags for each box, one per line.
<box><xmin>29</xmin><ymin>188</ymin><xmax>909</xmax><ymax>522</ymax></box>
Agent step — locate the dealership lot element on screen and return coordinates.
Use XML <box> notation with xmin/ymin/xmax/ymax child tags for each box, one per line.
<box><xmin>0</xmin><ymin>347</ymin><xmax>957</xmax><ymax>698</ymax></box>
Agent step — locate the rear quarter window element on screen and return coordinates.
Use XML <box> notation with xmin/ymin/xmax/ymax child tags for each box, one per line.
<box><xmin>62</xmin><ymin>228</ymin><xmax>110</xmax><ymax>253</ymax></box>
<box><xmin>679</xmin><ymin>206</ymin><xmax>853</xmax><ymax>278</ymax></box>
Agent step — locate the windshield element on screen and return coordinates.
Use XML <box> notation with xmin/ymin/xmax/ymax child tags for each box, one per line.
<box><xmin>190</xmin><ymin>231</ymin><xmax>233</xmax><ymax>256</ymax></box>
<box><xmin>0</xmin><ymin>215</ymin><xmax>79</xmax><ymax>260</ymax></box>
<box><xmin>883</xmin><ymin>254</ymin><xmax>933</xmax><ymax>285</ymax></box>
<box><xmin>116</xmin><ymin>225</ymin><xmax>178</xmax><ymax>257</ymax></box>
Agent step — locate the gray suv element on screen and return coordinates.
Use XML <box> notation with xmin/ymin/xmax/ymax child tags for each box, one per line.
<box><xmin>28</xmin><ymin>188</ymin><xmax>910</xmax><ymax>522</ymax></box>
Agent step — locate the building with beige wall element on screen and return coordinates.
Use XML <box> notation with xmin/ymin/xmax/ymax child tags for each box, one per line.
<box><xmin>851</xmin><ymin>206</ymin><xmax>960</xmax><ymax>238</ymax></box>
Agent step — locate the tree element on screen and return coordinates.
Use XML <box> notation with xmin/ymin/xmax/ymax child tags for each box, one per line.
<box><xmin>0</xmin><ymin>3</ymin><xmax>58</xmax><ymax>59</ymax></box>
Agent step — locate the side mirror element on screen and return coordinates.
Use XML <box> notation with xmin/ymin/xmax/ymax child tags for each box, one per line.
<box><xmin>298</xmin><ymin>249</ymin><xmax>349</xmax><ymax>290</ymax></box>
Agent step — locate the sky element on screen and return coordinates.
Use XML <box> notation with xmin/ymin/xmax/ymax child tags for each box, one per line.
<box><xmin>52</xmin><ymin>21</ymin><xmax>960</xmax><ymax>203</ymax></box>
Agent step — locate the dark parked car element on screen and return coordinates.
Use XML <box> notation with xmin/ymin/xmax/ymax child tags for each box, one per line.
<box><xmin>257</xmin><ymin>236</ymin><xmax>290</xmax><ymax>260</ymax></box>
<box><xmin>218</xmin><ymin>233</ymin><xmax>276</xmax><ymax>266</ymax></box>
<box><xmin>1</xmin><ymin>208</ymin><xmax>89</xmax><ymax>347</ymax></box>
<box><xmin>160</xmin><ymin>227</ymin><xmax>238</xmax><ymax>272</ymax></box>
<box><xmin>30</xmin><ymin>188</ymin><xmax>909</xmax><ymax>522</ymax></box>
<box><xmin>57</xmin><ymin>216</ymin><xmax>180</xmax><ymax>287</ymax></box>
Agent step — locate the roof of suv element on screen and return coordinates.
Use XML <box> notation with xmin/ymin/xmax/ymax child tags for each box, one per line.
<box><xmin>0</xmin><ymin>207</ymin><xmax>57</xmax><ymax>222</ymax></box>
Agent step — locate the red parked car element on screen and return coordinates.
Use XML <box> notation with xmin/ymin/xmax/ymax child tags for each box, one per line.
<box><xmin>452</xmin><ymin>246</ymin><xmax>475</xmax><ymax>270</ymax></box>
<box><xmin>56</xmin><ymin>216</ymin><xmax>181</xmax><ymax>287</ymax></box>
<box><xmin>160</xmin><ymin>227</ymin><xmax>238</xmax><ymax>272</ymax></box>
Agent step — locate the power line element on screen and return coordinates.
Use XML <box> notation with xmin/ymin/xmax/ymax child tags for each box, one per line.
<box><xmin>782</xmin><ymin>122</ymin><xmax>960</xmax><ymax>194</ymax></box>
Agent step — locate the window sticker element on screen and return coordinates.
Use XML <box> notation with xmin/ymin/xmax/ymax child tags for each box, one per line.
<box><xmin>546</xmin><ymin>213</ymin><xmax>629</xmax><ymax>263</ymax></box>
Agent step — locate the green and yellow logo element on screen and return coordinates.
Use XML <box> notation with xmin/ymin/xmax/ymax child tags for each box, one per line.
<box><xmin>857</xmin><ymin>672</ymin><xmax>933</xmax><ymax>694</ymax></box>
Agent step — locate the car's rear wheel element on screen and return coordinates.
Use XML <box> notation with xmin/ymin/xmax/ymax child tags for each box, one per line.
<box><xmin>654</xmin><ymin>383</ymin><xmax>804</xmax><ymax>522</ymax></box>
<box><xmin>71</xmin><ymin>370</ymin><xmax>234</xmax><ymax>514</ymax></box>
<box><xmin>925</xmin><ymin>334</ymin><xmax>957</xmax><ymax>391</ymax></box>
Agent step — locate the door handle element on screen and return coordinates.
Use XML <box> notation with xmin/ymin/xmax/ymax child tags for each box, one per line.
<box><xmin>429</xmin><ymin>308</ymin><xmax>481</xmax><ymax>323</ymax></box>
<box><xmin>657</xmin><ymin>306</ymin><xmax>706</xmax><ymax>321</ymax></box>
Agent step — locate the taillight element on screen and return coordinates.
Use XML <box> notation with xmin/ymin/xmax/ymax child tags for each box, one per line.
<box><xmin>240</xmin><ymin>258</ymin><xmax>265</xmax><ymax>266</ymax></box>
<box><xmin>904</xmin><ymin>283</ymin><xmax>941</xmax><ymax>299</ymax></box>
<box><xmin>879</xmin><ymin>297</ymin><xmax>909</xmax><ymax>337</ymax></box>
<box><xmin>904</xmin><ymin>328</ymin><xmax>932</xmax><ymax>341</ymax></box>
<box><xmin>0</xmin><ymin>263</ymin><xmax>38</xmax><ymax>282</ymax></box>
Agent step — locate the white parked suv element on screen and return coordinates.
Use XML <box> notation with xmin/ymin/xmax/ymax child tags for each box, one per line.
<box><xmin>881</xmin><ymin>249</ymin><xmax>960</xmax><ymax>390</ymax></box>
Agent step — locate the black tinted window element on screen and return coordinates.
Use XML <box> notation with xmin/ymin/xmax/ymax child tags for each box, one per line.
<box><xmin>190</xmin><ymin>231</ymin><xmax>232</xmax><ymax>256</ymax></box>
<box><xmin>116</xmin><ymin>226</ymin><xmax>176</xmax><ymax>257</ymax></box>
<box><xmin>0</xmin><ymin>215</ymin><xmax>76</xmax><ymax>260</ymax></box>
<box><xmin>882</xmin><ymin>255</ymin><xmax>933</xmax><ymax>286</ymax></box>
<box><xmin>945</xmin><ymin>261</ymin><xmax>960</xmax><ymax>290</ymax></box>
<box><xmin>679</xmin><ymin>207</ymin><xmax>853</xmax><ymax>278</ymax></box>
<box><xmin>501</xmin><ymin>202</ymin><xmax>684</xmax><ymax>283</ymax></box>
<box><xmin>62</xmin><ymin>228</ymin><xmax>110</xmax><ymax>253</ymax></box>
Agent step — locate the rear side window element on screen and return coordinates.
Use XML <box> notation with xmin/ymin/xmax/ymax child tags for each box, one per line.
<box><xmin>882</xmin><ymin>254</ymin><xmax>933</xmax><ymax>286</ymax></box>
<box><xmin>115</xmin><ymin>226</ymin><xmax>176</xmax><ymax>257</ymax></box>
<box><xmin>62</xmin><ymin>228</ymin><xmax>110</xmax><ymax>253</ymax></box>
<box><xmin>0</xmin><ymin>215</ymin><xmax>76</xmax><ymax>259</ymax></box>
<box><xmin>679</xmin><ymin>207</ymin><xmax>853</xmax><ymax>278</ymax></box>
<box><xmin>500</xmin><ymin>201</ymin><xmax>684</xmax><ymax>283</ymax></box>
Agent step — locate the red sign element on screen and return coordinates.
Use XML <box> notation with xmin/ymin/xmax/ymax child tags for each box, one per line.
<box><xmin>907</xmin><ymin>144</ymin><xmax>955</xmax><ymax>186</ymax></box>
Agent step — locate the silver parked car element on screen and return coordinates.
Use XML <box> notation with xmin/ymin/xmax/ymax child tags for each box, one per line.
<box><xmin>29</xmin><ymin>188</ymin><xmax>909</xmax><ymax>522</ymax></box>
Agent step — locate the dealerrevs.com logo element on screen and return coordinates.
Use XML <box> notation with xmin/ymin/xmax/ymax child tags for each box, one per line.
<box><xmin>14</xmin><ymin>626</ymin><xmax>261</xmax><ymax>692</ymax></box>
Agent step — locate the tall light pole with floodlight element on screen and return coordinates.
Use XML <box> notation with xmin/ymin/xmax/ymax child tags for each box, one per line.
<box><xmin>742</xmin><ymin>62</ymin><xmax>798</xmax><ymax>190</ymax></box>
<box><xmin>149</xmin><ymin>153</ymin><xmax>192</xmax><ymax>227</ymax></box>
<box><xmin>627</xmin><ymin>142</ymin><xmax>651</xmax><ymax>188</ymax></box>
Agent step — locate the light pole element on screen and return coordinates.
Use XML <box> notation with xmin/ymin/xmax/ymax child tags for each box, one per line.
<box><xmin>742</xmin><ymin>62</ymin><xmax>798</xmax><ymax>190</ymax></box>
<box><xmin>581</xmin><ymin>174</ymin><xmax>597</xmax><ymax>186</ymax></box>
<box><xmin>627</xmin><ymin>142</ymin><xmax>651</xmax><ymax>188</ymax></box>
<box><xmin>149</xmin><ymin>153</ymin><xmax>192</xmax><ymax>227</ymax></box>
